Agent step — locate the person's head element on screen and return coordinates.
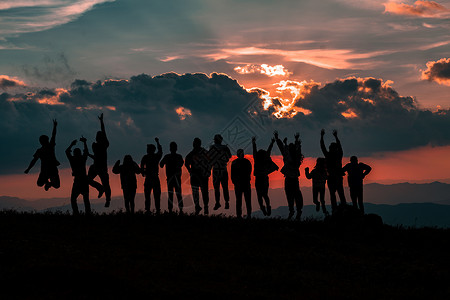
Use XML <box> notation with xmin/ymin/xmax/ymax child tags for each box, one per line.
<box><xmin>170</xmin><ymin>141</ymin><xmax>177</xmax><ymax>153</ymax></box>
<box><xmin>214</xmin><ymin>134</ymin><xmax>223</xmax><ymax>145</ymax></box>
<box><xmin>193</xmin><ymin>137</ymin><xmax>201</xmax><ymax>149</ymax></box>
<box><xmin>39</xmin><ymin>135</ymin><xmax>49</xmax><ymax>146</ymax></box>
<box><xmin>124</xmin><ymin>155</ymin><xmax>133</xmax><ymax>165</ymax></box>
<box><xmin>350</xmin><ymin>156</ymin><xmax>358</xmax><ymax>164</ymax></box>
<box><xmin>237</xmin><ymin>149</ymin><xmax>244</xmax><ymax>159</ymax></box>
<box><xmin>73</xmin><ymin>148</ymin><xmax>82</xmax><ymax>157</ymax></box>
<box><xmin>96</xmin><ymin>131</ymin><xmax>106</xmax><ymax>143</ymax></box>
<box><xmin>315</xmin><ymin>157</ymin><xmax>326</xmax><ymax>169</ymax></box>
<box><xmin>147</xmin><ymin>144</ymin><xmax>156</xmax><ymax>154</ymax></box>
<box><xmin>329</xmin><ymin>142</ymin><xmax>338</xmax><ymax>153</ymax></box>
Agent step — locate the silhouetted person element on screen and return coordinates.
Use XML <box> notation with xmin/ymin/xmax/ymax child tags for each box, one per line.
<box><xmin>160</xmin><ymin>142</ymin><xmax>184</xmax><ymax>213</ymax></box>
<box><xmin>252</xmin><ymin>136</ymin><xmax>278</xmax><ymax>216</ymax></box>
<box><xmin>342</xmin><ymin>156</ymin><xmax>372</xmax><ymax>214</ymax></box>
<box><xmin>66</xmin><ymin>137</ymin><xmax>91</xmax><ymax>215</ymax></box>
<box><xmin>112</xmin><ymin>155</ymin><xmax>141</xmax><ymax>214</ymax></box>
<box><xmin>88</xmin><ymin>113</ymin><xmax>111</xmax><ymax>207</ymax></box>
<box><xmin>320</xmin><ymin>129</ymin><xmax>346</xmax><ymax>213</ymax></box>
<box><xmin>141</xmin><ymin>138</ymin><xmax>163</xmax><ymax>214</ymax></box>
<box><xmin>185</xmin><ymin>138</ymin><xmax>211</xmax><ymax>215</ymax></box>
<box><xmin>231</xmin><ymin>149</ymin><xmax>252</xmax><ymax>219</ymax></box>
<box><xmin>275</xmin><ymin>131</ymin><xmax>303</xmax><ymax>220</ymax></box>
<box><xmin>25</xmin><ymin>119</ymin><xmax>61</xmax><ymax>191</ymax></box>
<box><xmin>305</xmin><ymin>157</ymin><xmax>329</xmax><ymax>216</ymax></box>
<box><xmin>209</xmin><ymin>134</ymin><xmax>232</xmax><ymax>210</ymax></box>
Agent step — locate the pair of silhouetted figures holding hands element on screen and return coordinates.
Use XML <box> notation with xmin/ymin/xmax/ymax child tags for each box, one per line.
<box><xmin>25</xmin><ymin>114</ymin><xmax>371</xmax><ymax>218</ymax></box>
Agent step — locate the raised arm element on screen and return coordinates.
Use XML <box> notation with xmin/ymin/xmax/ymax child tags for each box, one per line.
<box><xmin>98</xmin><ymin>113</ymin><xmax>109</xmax><ymax>145</ymax></box>
<box><xmin>159</xmin><ymin>155</ymin><xmax>166</xmax><ymax>168</ymax></box>
<box><xmin>252</xmin><ymin>136</ymin><xmax>257</xmax><ymax>157</ymax></box>
<box><xmin>274</xmin><ymin>131</ymin><xmax>284</xmax><ymax>153</ymax></box>
<box><xmin>155</xmin><ymin>137</ymin><xmax>162</xmax><ymax>159</ymax></box>
<box><xmin>24</xmin><ymin>157</ymin><xmax>38</xmax><ymax>174</ymax></box>
<box><xmin>112</xmin><ymin>160</ymin><xmax>121</xmax><ymax>174</ymax></box>
<box><xmin>320</xmin><ymin>129</ymin><xmax>327</xmax><ymax>156</ymax></box>
<box><xmin>50</xmin><ymin>119</ymin><xmax>57</xmax><ymax>145</ymax></box>
<box><xmin>80</xmin><ymin>136</ymin><xmax>89</xmax><ymax>159</ymax></box>
<box><xmin>333</xmin><ymin>130</ymin><xmax>343</xmax><ymax>156</ymax></box>
<box><xmin>65</xmin><ymin>139</ymin><xmax>77</xmax><ymax>158</ymax></box>
<box><xmin>267</xmin><ymin>138</ymin><xmax>275</xmax><ymax>154</ymax></box>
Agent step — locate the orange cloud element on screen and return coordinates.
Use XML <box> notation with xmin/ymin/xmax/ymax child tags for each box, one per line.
<box><xmin>175</xmin><ymin>106</ymin><xmax>192</xmax><ymax>120</ymax></box>
<box><xmin>234</xmin><ymin>64</ymin><xmax>292</xmax><ymax>77</ymax></box>
<box><xmin>384</xmin><ymin>1</ymin><xmax>450</xmax><ymax>18</ymax></box>
<box><xmin>0</xmin><ymin>75</ymin><xmax>26</xmax><ymax>90</ymax></box>
<box><xmin>341</xmin><ymin>108</ymin><xmax>359</xmax><ymax>119</ymax></box>
<box><xmin>421</xmin><ymin>58</ymin><xmax>450</xmax><ymax>85</ymax></box>
<box><xmin>37</xmin><ymin>88</ymin><xmax>67</xmax><ymax>105</ymax></box>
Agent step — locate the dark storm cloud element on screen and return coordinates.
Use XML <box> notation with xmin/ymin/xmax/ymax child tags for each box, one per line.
<box><xmin>0</xmin><ymin>75</ymin><xmax>26</xmax><ymax>90</ymax></box>
<box><xmin>422</xmin><ymin>58</ymin><xmax>450</xmax><ymax>85</ymax></box>
<box><xmin>1</xmin><ymin>73</ymin><xmax>450</xmax><ymax>175</ymax></box>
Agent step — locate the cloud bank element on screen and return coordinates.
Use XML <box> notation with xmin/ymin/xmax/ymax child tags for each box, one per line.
<box><xmin>1</xmin><ymin>72</ymin><xmax>450</xmax><ymax>175</ymax></box>
<box><xmin>384</xmin><ymin>1</ymin><xmax>450</xmax><ymax>18</ymax></box>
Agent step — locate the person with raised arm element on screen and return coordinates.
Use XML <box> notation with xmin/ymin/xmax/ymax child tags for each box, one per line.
<box><xmin>113</xmin><ymin>155</ymin><xmax>141</xmax><ymax>214</ymax></box>
<box><xmin>25</xmin><ymin>119</ymin><xmax>61</xmax><ymax>191</ymax></box>
<box><xmin>185</xmin><ymin>138</ymin><xmax>211</xmax><ymax>215</ymax></box>
<box><xmin>231</xmin><ymin>149</ymin><xmax>252</xmax><ymax>219</ymax></box>
<box><xmin>87</xmin><ymin>113</ymin><xmax>111</xmax><ymax>207</ymax></box>
<box><xmin>252</xmin><ymin>136</ymin><xmax>278</xmax><ymax>216</ymax></box>
<box><xmin>274</xmin><ymin>131</ymin><xmax>304</xmax><ymax>220</ymax></box>
<box><xmin>342</xmin><ymin>156</ymin><xmax>372</xmax><ymax>214</ymax></box>
<box><xmin>65</xmin><ymin>137</ymin><xmax>91</xmax><ymax>215</ymax></box>
<box><xmin>320</xmin><ymin>129</ymin><xmax>346</xmax><ymax>213</ymax></box>
<box><xmin>208</xmin><ymin>134</ymin><xmax>232</xmax><ymax>210</ymax></box>
<box><xmin>305</xmin><ymin>157</ymin><xmax>329</xmax><ymax>216</ymax></box>
<box><xmin>141</xmin><ymin>137</ymin><xmax>163</xmax><ymax>214</ymax></box>
<box><xmin>160</xmin><ymin>142</ymin><xmax>184</xmax><ymax>214</ymax></box>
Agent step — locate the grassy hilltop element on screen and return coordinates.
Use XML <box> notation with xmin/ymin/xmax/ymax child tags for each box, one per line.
<box><xmin>1</xmin><ymin>211</ymin><xmax>449</xmax><ymax>299</ymax></box>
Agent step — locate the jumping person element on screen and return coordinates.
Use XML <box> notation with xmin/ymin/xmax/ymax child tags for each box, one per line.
<box><xmin>185</xmin><ymin>138</ymin><xmax>211</xmax><ymax>215</ymax></box>
<box><xmin>160</xmin><ymin>142</ymin><xmax>184</xmax><ymax>214</ymax></box>
<box><xmin>252</xmin><ymin>136</ymin><xmax>278</xmax><ymax>216</ymax></box>
<box><xmin>231</xmin><ymin>149</ymin><xmax>252</xmax><ymax>219</ymax></box>
<box><xmin>141</xmin><ymin>137</ymin><xmax>163</xmax><ymax>214</ymax></box>
<box><xmin>208</xmin><ymin>134</ymin><xmax>232</xmax><ymax>210</ymax></box>
<box><xmin>88</xmin><ymin>113</ymin><xmax>111</xmax><ymax>207</ymax></box>
<box><xmin>342</xmin><ymin>156</ymin><xmax>372</xmax><ymax>214</ymax></box>
<box><xmin>25</xmin><ymin>119</ymin><xmax>61</xmax><ymax>191</ymax></box>
<box><xmin>112</xmin><ymin>155</ymin><xmax>141</xmax><ymax>214</ymax></box>
<box><xmin>305</xmin><ymin>157</ymin><xmax>329</xmax><ymax>216</ymax></box>
<box><xmin>65</xmin><ymin>137</ymin><xmax>91</xmax><ymax>215</ymax></box>
<box><xmin>320</xmin><ymin>129</ymin><xmax>346</xmax><ymax>213</ymax></box>
<box><xmin>274</xmin><ymin>131</ymin><xmax>304</xmax><ymax>220</ymax></box>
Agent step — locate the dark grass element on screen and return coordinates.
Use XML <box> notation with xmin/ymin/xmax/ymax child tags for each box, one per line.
<box><xmin>1</xmin><ymin>210</ymin><xmax>450</xmax><ymax>299</ymax></box>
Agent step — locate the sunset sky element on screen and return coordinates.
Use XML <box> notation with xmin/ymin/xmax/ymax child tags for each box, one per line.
<box><xmin>1</xmin><ymin>0</ymin><xmax>450</xmax><ymax>200</ymax></box>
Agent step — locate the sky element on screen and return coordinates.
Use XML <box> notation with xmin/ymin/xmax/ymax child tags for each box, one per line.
<box><xmin>0</xmin><ymin>0</ymin><xmax>450</xmax><ymax>199</ymax></box>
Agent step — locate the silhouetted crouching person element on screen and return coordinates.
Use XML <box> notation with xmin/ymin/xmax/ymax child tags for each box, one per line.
<box><xmin>209</xmin><ymin>134</ymin><xmax>232</xmax><ymax>210</ymax></box>
<box><xmin>185</xmin><ymin>138</ymin><xmax>211</xmax><ymax>215</ymax></box>
<box><xmin>25</xmin><ymin>119</ymin><xmax>61</xmax><ymax>191</ymax></box>
<box><xmin>88</xmin><ymin>113</ymin><xmax>111</xmax><ymax>207</ymax></box>
<box><xmin>305</xmin><ymin>158</ymin><xmax>329</xmax><ymax>216</ymax></box>
<box><xmin>66</xmin><ymin>137</ymin><xmax>91</xmax><ymax>215</ymax></box>
<box><xmin>252</xmin><ymin>137</ymin><xmax>278</xmax><ymax>216</ymax></box>
<box><xmin>275</xmin><ymin>131</ymin><xmax>304</xmax><ymax>220</ymax></box>
<box><xmin>141</xmin><ymin>138</ymin><xmax>163</xmax><ymax>214</ymax></box>
<box><xmin>231</xmin><ymin>149</ymin><xmax>252</xmax><ymax>219</ymax></box>
<box><xmin>160</xmin><ymin>142</ymin><xmax>184</xmax><ymax>213</ymax></box>
<box><xmin>342</xmin><ymin>156</ymin><xmax>372</xmax><ymax>214</ymax></box>
<box><xmin>320</xmin><ymin>129</ymin><xmax>346</xmax><ymax>213</ymax></box>
<box><xmin>113</xmin><ymin>155</ymin><xmax>141</xmax><ymax>214</ymax></box>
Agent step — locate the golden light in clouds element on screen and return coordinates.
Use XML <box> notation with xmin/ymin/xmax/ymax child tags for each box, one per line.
<box><xmin>234</xmin><ymin>64</ymin><xmax>291</xmax><ymax>77</ymax></box>
<box><xmin>341</xmin><ymin>108</ymin><xmax>359</xmax><ymax>119</ymax></box>
<box><xmin>37</xmin><ymin>88</ymin><xmax>67</xmax><ymax>105</ymax></box>
<box><xmin>175</xmin><ymin>106</ymin><xmax>192</xmax><ymax>120</ymax></box>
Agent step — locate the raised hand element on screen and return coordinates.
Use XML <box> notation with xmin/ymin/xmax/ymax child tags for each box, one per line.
<box><xmin>80</xmin><ymin>136</ymin><xmax>87</xmax><ymax>143</ymax></box>
<box><xmin>271</xmin><ymin>137</ymin><xmax>275</xmax><ymax>144</ymax></box>
<box><xmin>155</xmin><ymin>137</ymin><xmax>159</xmax><ymax>143</ymax></box>
<box><xmin>53</xmin><ymin>119</ymin><xmax>57</xmax><ymax>127</ymax></box>
<box><xmin>321</xmin><ymin>129</ymin><xmax>325</xmax><ymax>136</ymax></box>
<box><xmin>294</xmin><ymin>132</ymin><xmax>300</xmax><ymax>140</ymax></box>
<box><xmin>98</xmin><ymin>113</ymin><xmax>104</xmax><ymax>121</ymax></box>
<box><xmin>283</xmin><ymin>137</ymin><xmax>287</xmax><ymax>145</ymax></box>
<box><xmin>252</xmin><ymin>136</ymin><xmax>256</xmax><ymax>143</ymax></box>
<box><xmin>24</xmin><ymin>168</ymin><xmax>30</xmax><ymax>174</ymax></box>
<box><xmin>273</xmin><ymin>130</ymin><xmax>279</xmax><ymax>139</ymax></box>
<box><xmin>71</xmin><ymin>139</ymin><xmax>77</xmax><ymax>146</ymax></box>
<box><xmin>333</xmin><ymin>129</ymin><xmax>338</xmax><ymax>137</ymax></box>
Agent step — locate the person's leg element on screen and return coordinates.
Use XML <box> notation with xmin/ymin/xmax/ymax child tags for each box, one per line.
<box><xmin>235</xmin><ymin>187</ymin><xmax>243</xmax><ymax>218</ymax></box>
<box><xmin>79</xmin><ymin>180</ymin><xmax>91</xmax><ymax>214</ymax></box>
<box><xmin>319</xmin><ymin>186</ymin><xmax>328</xmax><ymax>215</ymax></box>
<box><xmin>255</xmin><ymin>177</ymin><xmax>267</xmax><ymax>215</ymax></box>
<box><xmin>192</xmin><ymin>184</ymin><xmax>200</xmax><ymax>213</ymax></box>
<box><xmin>167</xmin><ymin>179</ymin><xmax>174</xmax><ymax>213</ymax></box>
<box><xmin>327</xmin><ymin>178</ymin><xmax>338</xmax><ymax>213</ymax></box>
<box><xmin>49</xmin><ymin>168</ymin><xmax>60</xmax><ymax>189</ymax></box>
<box><xmin>200</xmin><ymin>177</ymin><xmax>209</xmax><ymax>215</ymax></box>
<box><xmin>285</xmin><ymin>178</ymin><xmax>295</xmax><ymax>219</ymax></box>
<box><xmin>37</xmin><ymin>171</ymin><xmax>47</xmax><ymax>187</ymax></box>
<box><xmin>87</xmin><ymin>165</ymin><xmax>104</xmax><ymax>197</ymax></box>
<box><xmin>99</xmin><ymin>170</ymin><xmax>111</xmax><ymax>205</ymax></box>
<box><xmin>213</xmin><ymin>171</ymin><xmax>221</xmax><ymax>209</ymax></box>
<box><xmin>349</xmin><ymin>186</ymin><xmax>358</xmax><ymax>207</ymax></box>
<box><xmin>221</xmin><ymin>171</ymin><xmax>230</xmax><ymax>209</ymax></box>
<box><xmin>70</xmin><ymin>183</ymin><xmax>80</xmax><ymax>215</ymax></box>
<box><xmin>313</xmin><ymin>187</ymin><xmax>320</xmax><ymax>211</ymax></box>
<box><xmin>357</xmin><ymin>185</ymin><xmax>364</xmax><ymax>214</ymax></box>
<box><xmin>294</xmin><ymin>180</ymin><xmax>303</xmax><ymax>220</ymax></box>
<box><xmin>130</xmin><ymin>189</ymin><xmax>136</xmax><ymax>214</ymax></box>
<box><xmin>175</xmin><ymin>175</ymin><xmax>183</xmax><ymax>213</ymax></box>
<box><xmin>154</xmin><ymin>176</ymin><xmax>161</xmax><ymax>213</ymax></box>
<box><xmin>336</xmin><ymin>176</ymin><xmax>347</xmax><ymax>205</ymax></box>
<box><xmin>244</xmin><ymin>185</ymin><xmax>252</xmax><ymax>219</ymax></box>
<box><xmin>144</xmin><ymin>179</ymin><xmax>151</xmax><ymax>212</ymax></box>
<box><xmin>123</xmin><ymin>189</ymin><xmax>130</xmax><ymax>213</ymax></box>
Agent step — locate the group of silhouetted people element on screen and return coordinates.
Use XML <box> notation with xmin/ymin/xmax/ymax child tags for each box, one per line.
<box><xmin>25</xmin><ymin>114</ymin><xmax>372</xmax><ymax>218</ymax></box>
